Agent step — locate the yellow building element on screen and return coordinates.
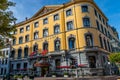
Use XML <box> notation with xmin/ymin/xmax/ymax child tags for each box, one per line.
<box><xmin>10</xmin><ymin>0</ymin><xmax>120</xmax><ymax>77</ymax></box>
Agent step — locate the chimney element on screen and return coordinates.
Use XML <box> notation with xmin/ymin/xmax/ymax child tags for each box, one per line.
<box><xmin>26</xmin><ymin>17</ymin><xmax>28</xmax><ymax>21</ymax></box>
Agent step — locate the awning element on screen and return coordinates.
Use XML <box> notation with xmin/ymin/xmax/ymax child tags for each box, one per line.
<box><xmin>78</xmin><ymin>64</ymin><xmax>87</xmax><ymax>67</ymax></box>
<box><xmin>34</xmin><ymin>62</ymin><xmax>50</xmax><ymax>67</ymax></box>
<box><xmin>56</xmin><ymin>66</ymin><xmax>70</xmax><ymax>68</ymax></box>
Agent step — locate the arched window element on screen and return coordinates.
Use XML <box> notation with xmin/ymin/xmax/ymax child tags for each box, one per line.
<box><xmin>54</xmin><ymin>40</ymin><xmax>60</xmax><ymax>51</ymax></box>
<box><xmin>43</xmin><ymin>42</ymin><xmax>48</xmax><ymax>50</ymax></box>
<box><xmin>18</xmin><ymin>48</ymin><xmax>22</xmax><ymax>59</ymax></box>
<box><xmin>11</xmin><ymin>50</ymin><xmax>15</xmax><ymax>59</ymax></box>
<box><xmin>24</xmin><ymin>47</ymin><xmax>28</xmax><ymax>58</ymax></box>
<box><xmin>33</xmin><ymin>44</ymin><xmax>38</xmax><ymax>52</ymax></box>
<box><xmin>99</xmin><ymin>35</ymin><xmax>103</xmax><ymax>48</ymax></box>
<box><xmin>34</xmin><ymin>32</ymin><xmax>39</xmax><ymax>39</ymax></box>
<box><xmin>54</xmin><ymin>25</ymin><xmax>60</xmax><ymax>34</ymax></box>
<box><xmin>19</xmin><ymin>37</ymin><xmax>23</xmax><ymax>44</ymax></box>
<box><xmin>85</xmin><ymin>34</ymin><xmax>93</xmax><ymax>47</ymax></box>
<box><xmin>13</xmin><ymin>38</ymin><xmax>16</xmax><ymax>45</ymax></box>
<box><xmin>43</xmin><ymin>29</ymin><xmax>48</xmax><ymax>37</ymax></box>
<box><xmin>68</xmin><ymin>37</ymin><xmax>75</xmax><ymax>49</ymax></box>
<box><xmin>67</xmin><ymin>21</ymin><xmax>73</xmax><ymax>30</ymax></box>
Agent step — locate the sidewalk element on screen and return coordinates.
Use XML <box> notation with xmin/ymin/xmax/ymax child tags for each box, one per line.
<box><xmin>35</xmin><ymin>76</ymin><xmax>118</xmax><ymax>80</ymax></box>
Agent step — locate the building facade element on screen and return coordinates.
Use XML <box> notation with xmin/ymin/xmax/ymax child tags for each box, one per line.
<box><xmin>10</xmin><ymin>0</ymin><xmax>120</xmax><ymax>77</ymax></box>
<box><xmin>0</xmin><ymin>48</ymin><xmax>11</xmax><ymax>78</ymax></box>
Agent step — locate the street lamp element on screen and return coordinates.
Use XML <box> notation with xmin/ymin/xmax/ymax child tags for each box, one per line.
<box><xmin>108</xmin><ymin>62</ymin><xmax>112</xmax><ymax>75</ymax></box>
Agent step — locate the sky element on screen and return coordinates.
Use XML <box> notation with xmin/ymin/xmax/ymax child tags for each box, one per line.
<box><xmin>9</xmin><ymin>0</ymin><xmax>120</xmax><ymax>37</ymax></box>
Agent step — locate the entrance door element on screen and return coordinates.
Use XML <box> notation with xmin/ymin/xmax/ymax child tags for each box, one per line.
<box><xmin>88</xmin><ymin>56</ymin><xmax>96</xmax><ymax>68</ymax></box>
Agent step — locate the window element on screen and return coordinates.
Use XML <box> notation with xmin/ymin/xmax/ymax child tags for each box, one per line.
<box><xmin>14</xmin><ymin>30</ymin><xmax>17</xmax><ymax>34</ymax></box>
<box><xmin>3</xmin><ymin>51</ymin><xmax>5</xmax><ymax>57</ymax></box>
<box><xmin>66</xmin><ymin>9</ymin><xmax>72</xmax><ymax>16</ymax></box>
<box><xmin>34</xmin><ymin>22</ymin><xmax>39</xmax><ymax>28</ymax></box>
<box><xmin>20</xmin><ymin>28</ymin><xmax>24</xmax><ymax>33</ymax></box>
<box><xmin>26</xmin><ymin>25</ymin><xmax>30</xmax><ymax>31</ymax></box>
<box><xmin>43</xmin><ymin>18</ymin><xmax>48</xmax><ymax>24</ymax></box>
<box><xmin>1</xmin><ymin>68</ymin><xmax>3</xmax><ymax>75</ymax></box>
<box><xmin>101</xmin><ymin>24</ymin><xmax>104</xmax><ymax>33</ymax></box>
<box><xmin>43</xmin><ymin>42</ymin><xmax>48</xmax><ymax>50</ymax></box>
<box><xmin>17</xmin><ymin>63</ymin><xmax>21</xmax><ymax>69</ymax></box>
<box><xmin>18</xmin><ymin>49</ymin><xmax>22</xmax><ymax>59</ymax></box>
<box><xmin>85</xmin><ymin>34</ymin><xmax>93</xmax><ymax>47</ymax></box>
<box><xmin>102</xmin><ymin>19</ymin><xmax>105</xmax><ymax>25</ymax></box>
<box><xmin>5</xmin><ymin>59</ymin><xmax>7</xmax><ymax>64</ymax></box>
<box><xmin>67</xmin><ymin>21</ymin><xmax>73</xmax><ymax>30</ymax></box>
<box><xmin>104</xmin><ymin>28</ymin><xmax>107</xmax><ymax>36</ymax></box>
<box><xmin>24</xmin><ymin>47</ymin><xmax>28</xmax><ymax>58</ymax></box>
<box><xmin>54</xmin><ymin>25</ymin><xmax>60</xmax><ymax>34</ymax></box>
<box><xmin>99</xmin><ymin>35</ymin><xmax>103</xmax><ymax>48</ymax></box>
<box><xmin>96</xmin><ymin>20</ymin><xmax>100</xmax><ymax>30</ymax></box>
<box><xmin>107</xmin><ymin>41</ymin><xmax>110</xmax><ymax>52</ymax></box>
<box><xmin>34</xmin><ymin>32</ymin><xmax>39</xmax><ymax>39</ymax></box>
<box><xmin>81</xmin><ymin>5</ymin><xmax>88</xmax><ymax>12</ymax></box>
<box><xmin>11</xmin><ymin>50</ymin><xmax>15</xmax><ymax>59</ymax></box>
<box><xmin>24</xmin><ymin>63</ymin><xmax>27</xmax><ymax>69</ymax></box>
<box><xmin>33</xmin><ymin>44</ymin><xmax>38</xmax><ymax>52</ymax></box>
<box><xmin>6</xmin><ymin>50</ymin><xmax>8</xmax><ymax>55</ymax></box>
<box><xmin>54</xmin><ymin>14</ymin><xmax>59</xmax><ymax>21</ymax></box>
<box><xmin>88</xmin><ymin>56</ymin><xmax>96</xmax><ymax>68</ymax></box>
<box><xmin>83</xmin><ymin>18</ymin><xmax>90</xmax><ymax>27</ymax></box>
<box><xmin>68</xmin><ymin>37</ymin><xmax>75</xmax><ymax>49</ymax></box>
<box><xmin>13</xmin><ymin>39</ymin><xmax>16</xmax><ymax>45</ymax></box>
<box><xmin>54</xmin><ymin>40</ymin><xmax>60</xmax><ymax>51</ymax></box>
<box><xmin>25</xmin><ymin>35</ymin><xmax>29</xmax><ymax>42</ymax></box>
<box><xmin>94</xmin><ymin>9</ymin><xmax>97</xmax><ymax>17</ymax></box>
<box><xmin>19</xmin><ymin>37</ymin><xmax>23</xmax><ymax>44</ymax></box>
<box><xmin>43</xmin><ymin>29</ymin><xmax>48</xmax><ymax>37</ymax></box>
<box><xmin>104</xmin><ymin>38</ymin><xmax>107</xmax><ymax>50</ymax></box>
<box><xmin>1</xmin><ymin>60</ymin><xmax>4</xmax><ymax>65</ymax></box>
<box><xmin>99</xmin><ymin>14</ymin><xmax>102</xmax><ymax>21</ymax></box>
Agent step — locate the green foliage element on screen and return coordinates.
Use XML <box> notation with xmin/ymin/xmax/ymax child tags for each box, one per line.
<box><xmin>64</xmin><ymin>72</ymin><xmax>69</xmax><ymax>75</ymax></box>
<box><xmin>14</xmin><ymin>75</ymin><xmax>24</xmax><ymax>79</ymax></box>
<box><xmin>109</xmin><ymin>53</ymin><xmax>120</xmax><ymax>63</ymax></box>
<box><xmin>0</xmin><ymin>0</ymin><xmax>16</xmax><ymax>48</ymax></box>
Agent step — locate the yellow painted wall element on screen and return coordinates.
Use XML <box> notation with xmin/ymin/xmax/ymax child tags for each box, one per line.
<box><xmin>12</xmin><ymin>0</ymin><xmax>116</xmax><ymax>58</ymax></box>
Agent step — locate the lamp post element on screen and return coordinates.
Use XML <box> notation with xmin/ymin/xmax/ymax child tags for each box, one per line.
<box><xmin>108</xmin><ymin>62</ymin><xmax>111</xmax><ymax>75</ymax></box>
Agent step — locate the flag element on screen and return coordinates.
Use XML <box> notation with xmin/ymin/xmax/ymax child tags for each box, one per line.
<box><xmin>30</xmin><ymin>51</ymin><xmax>35</xmax><ymax>57</ymax></box>
<box><xmin>41</xmin><ymin>50</ymin><xmax>47</xmax><ymax>56</ymax></box>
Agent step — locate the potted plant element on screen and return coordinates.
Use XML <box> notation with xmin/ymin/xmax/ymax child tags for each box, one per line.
<box><xmin>64</xmin><ymin>72</ymin><xmax>69</xmax><ymax>77</ymax></box>
<box><xmin>17</xmin><ymin>75</ymin><xmax>24</xmax><ymax>80</ymax></box>
<box><xmin>52</xmin><ymin>72</ymin><xmax>56</xmax><ymax>77</ymax></box>
<box><xmin>14</xmin><ymin>75</ymin><xmax>18</xmax><ymax>80</ymax></box>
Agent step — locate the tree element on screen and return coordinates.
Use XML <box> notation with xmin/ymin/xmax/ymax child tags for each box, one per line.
<box><xmin>109</xmin><ymin>53</ymin><xmax>120</xmax><ymax>63</ymax></box>
<box><xmin>0</xmin><ymin>0</ymin><xmax>16</xmax><ymax>48</ymax></box>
